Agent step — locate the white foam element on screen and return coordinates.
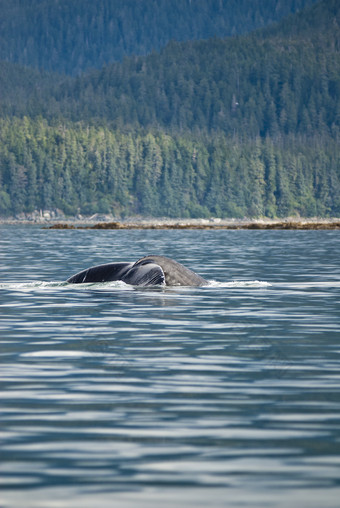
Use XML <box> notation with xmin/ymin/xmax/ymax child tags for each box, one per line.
<box><xmin>207</xmin><ymin>280</ymin><xmax>272</xmax><ymax>288</ymax></box>
<box><xmin>0</xmin><ymin>279</ymin><xmax>271</xmax><ymax>291</ymax></box>
<box><xmin>0</xmin><ymin>281</ymin><xmax>65</xmax><ymax>291</ymax></box>
<box><xmin>21</xmin><ymin>350</ymin><xmax>94</xmax><ymax>358</ymax></box>
<box><xmin>68</xmin><ymin>280</ymin><xmax>133</xmax><ymax>290</ymax></box>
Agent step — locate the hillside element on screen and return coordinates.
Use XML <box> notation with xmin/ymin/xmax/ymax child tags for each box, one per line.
<box><xmin>0</xmin><ymin>0</ymin><xmax>317</xmax><ymax>75</ymax></box>
<box><xmin>0</xmin><ymin>0</ymin><xmax>339</xmax><ymax>219</ymax></box>
<box><xmin>49</xmin><ymin>24</ymin><xmax>339</xmax><ymax>138</ymax></box>
<box><xmin>2</xmin><ymin>0</ymin><xmax>337</xmax><ymax>139</ymax></box>
<box><xmin>0</xmin><ymin>61</ymin><xmax>57</xmax><ymax>117</ymax></box>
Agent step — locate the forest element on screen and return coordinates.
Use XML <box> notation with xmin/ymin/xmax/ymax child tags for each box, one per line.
<box><xmin>0</xmin><ymin>0</ymin><xmax>339</xmax><ymax>218</ymax></box>
<box><xmin>1</xmin><ymin>118</ymin><xmax>339</xmax><ymax>218</ymax></box>
<box><xmin>0</xmin><ymin>0</ymin><xmax>317</xmax><ymax>74</ymax></box>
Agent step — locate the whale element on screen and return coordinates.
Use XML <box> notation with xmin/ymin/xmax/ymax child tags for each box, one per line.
<box><xmin>66</xmin><ymin>255</ymin><xmax>207</xmax><ymax>287</ymax></box>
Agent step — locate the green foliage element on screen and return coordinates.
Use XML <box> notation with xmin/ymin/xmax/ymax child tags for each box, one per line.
<box><xmin>0</xmin><ymin>117</ymin><xmax>339</xmax><ymax>218</ymax></box>
<box><xmin>0</xmin><ymin>0</ymin><xmax>317</xmax><ymax>75</ymax></box>
<box><xmin>0</xmin><ymin>0</ymin><xmax>339</xmax><ymax>218</ymax></box>
<box><xmin>1</xmin><ymin>1</ymin><xmax>338</xmax><ymax>140</ymax></box>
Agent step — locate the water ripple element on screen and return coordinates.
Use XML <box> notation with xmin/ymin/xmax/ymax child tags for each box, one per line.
<box><xmin>1</xmin><ymin>227</ymin><xmax>340</xmax><ymax>507</ymax></box>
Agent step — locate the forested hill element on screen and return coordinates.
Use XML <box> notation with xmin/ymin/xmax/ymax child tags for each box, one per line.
<box><xmin>0</xmin><ymin>0</ymin><xmax>317</xmax><ymax>75</ymax></box>
<box><xmin>5</xmin><ymin>0</ymin><xmax>337</xmax><ymax>140</ymax></box>
<box><xmin>0</xmin><ymin>0</ymin><xmax>339</xmax><ymax>219</ymax></box>
<box><xmin>260</xmin><ymin>0</ymin><xmax>340</xmax><ymax>40</ymax></box>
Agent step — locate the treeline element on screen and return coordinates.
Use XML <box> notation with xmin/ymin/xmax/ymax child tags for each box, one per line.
<box><xmin>0</xmin><ymin>117</ymin><xmax>339</xmax><ymax>218</ymax></box>
<box><xmin>0</xmin><ymin>0</ymin><xmax>317</xmax><ymax>75</ymax></box>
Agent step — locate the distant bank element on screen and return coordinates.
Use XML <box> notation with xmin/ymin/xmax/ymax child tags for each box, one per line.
<box><xmin>1</xmin><ymin>214</ymin><xmax>340</xmax><ymax>230</ymax></box>
<box><xmin>45</xmin><ymin>219</ymin><xmax>340</xmax><ymax>230</ymax></box>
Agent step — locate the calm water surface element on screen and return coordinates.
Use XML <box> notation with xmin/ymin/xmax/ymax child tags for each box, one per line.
<box><xmin>0</xmin><ymin>226</ymin><xmax>340</xmax><ymax>507</ymax></box>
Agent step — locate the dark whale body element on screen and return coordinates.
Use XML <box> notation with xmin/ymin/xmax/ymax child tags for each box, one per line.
<box><xmin>67</xmin><ymin>255</ymin><xmax>207</xmax><ymax>287</ymax></box>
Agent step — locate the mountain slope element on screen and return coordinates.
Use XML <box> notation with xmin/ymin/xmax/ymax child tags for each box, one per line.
<box><xmin>0</xmin><ymin>61</ymin><xmax>57</xmax><ymax>117</ymax></box>
<box><xmin>20</xmin><ymin>0</ymin><xmax>337</xmax><ymax>139</ymax></box>
<box><xmin>261</xmin><ymin>0</ymin><xmax>340</xmax><ymax>39</ymax></box>
<box><xmin>0</xmin><ymin>0</ymin><xmax>317</xmax><ymax>75</ymax></box>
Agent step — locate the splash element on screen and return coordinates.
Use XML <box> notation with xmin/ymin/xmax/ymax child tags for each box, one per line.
<box><xmin>0</xmin><ymin>281</ymin><xmax>64</xmax><ymax>291</ymax></box>
<box><xmin>0</xmin><ymin>279</ymin><xmax>271</xmax><ymax>291</ymax></box>
<box><xmin>0</xmin><ymin>280</ymin><xmax>132</xmax><ymax>291</ymax></box>
<box><xmin>207</xmin><ymin>280</ymin><xmax>272</xmax><ymax>288</ymax></box>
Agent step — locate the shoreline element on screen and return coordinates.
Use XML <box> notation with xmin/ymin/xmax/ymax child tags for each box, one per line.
<box><xmin>46</xmin><ymin>219</ymin><xmax>340</xmax><ymax>230</ymax></box>
<box><xmin>1</xmin><ymin>217</ymin><xmax>339</xmax><ymax>230</ymax></box>
<box><xmin>1</xmin><ymin>214</ymin><xmax>340</xmax><ymax>230</ymax></box>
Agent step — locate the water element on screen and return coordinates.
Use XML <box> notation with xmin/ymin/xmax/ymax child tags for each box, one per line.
<box><xmin>0</xmin><ymin>225</ymin><xmax>340</xmax><ymax>508</ymax></box>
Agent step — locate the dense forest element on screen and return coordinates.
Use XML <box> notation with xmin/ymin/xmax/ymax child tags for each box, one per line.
<box><xmin>1</xmin><ymin>117</ymin><xmax>339</xmax><ymax>218</ymax></box>
<box><xmin>33</xmin><ymin>20</ymin><xmax>340</xmax><ymax>138</ymax></box>
<box><xmin>0</xmin><ymin>0</ymin><xmax>339</xmax><ymax>219</ymax></box>
<box><xmin>0</xmin><ymin>0</ymin><xmax>317</xmax><ymax>75</ymax></box>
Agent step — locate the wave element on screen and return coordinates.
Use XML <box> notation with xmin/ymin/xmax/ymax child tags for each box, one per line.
<box><xmin>0</xmin><ymin>279</ymin><xmax>271</xmax><ymax>291</ymax></box>
<box><xmin>207</xmin><ymin>280</ymin><xmax>272</xmax><ymax>288</ymax></box>
<box><xmin>0</xmin><ymin>280</ymin><xmax>132</xmax><ymax>291</ymax></box>
<box><xmin>0</xmin><ymin>281</ymin><xmax>65</xmax><ymax>290</ymax></box>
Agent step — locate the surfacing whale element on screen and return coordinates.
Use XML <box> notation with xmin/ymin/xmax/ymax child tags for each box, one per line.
<box><xmin>67</xmin><ymin>255</ymin><xmax>207</xmax><ymax>287</ymax></box>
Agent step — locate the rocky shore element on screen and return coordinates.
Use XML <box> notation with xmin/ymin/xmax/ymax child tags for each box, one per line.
<box><xmin>1</xmin><ymin>211</ymin><xmax>340</xmax><ymax>229</ymax></box>
<box><xmin>46</xmin><ymin>219</ymin><xmax>340</xmax><ymax>230</ymax></box>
